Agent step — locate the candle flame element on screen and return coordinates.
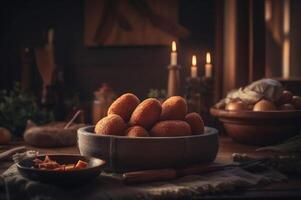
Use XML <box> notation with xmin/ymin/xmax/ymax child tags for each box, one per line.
<box><xmin>192</xmin><ymin>55</ymin><xmax>197</xmax><ymax>66</ymax></box>
<box><xmin>172</xmin><ymin>41</ymin><xmax>176</xmax><ymax>52</ymax></box>
<box><xmin>206</xmin><ymin>52</ymin><xmax>211</xmax><ymax>64</ymax></box>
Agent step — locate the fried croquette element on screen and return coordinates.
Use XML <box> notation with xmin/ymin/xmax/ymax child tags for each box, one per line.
<box><xmin>125</xmin><ymin>126</ymin><xmax>149</xmax><ymax>137</ymax></box>
<box><xmin>107</xmin><ymin>93</ymin><xmax>140</xmax><ymax>122</ymax></box>
<box><xmin>129</xmin><ymin>98</ymin><xmax>162</xmax><ymax>129</ymax></box>
<box><xmin>94</xmin><ymin>114</ymin><xmax>126</xmax><ymax>135</ymax></box>
<box><xmin>185</xmin><ymin>112</ymin><xmax>204</xmax><ymax>135</ymax></box>
<box><xmin>150</xmin><ymin>120</ymin><xmax>191</xmax><ymax>137</ymax></box>
<box><xmin>161</xmin><ymin>96</ymin><xmax>188</xmax><ymax>120</ymax></box>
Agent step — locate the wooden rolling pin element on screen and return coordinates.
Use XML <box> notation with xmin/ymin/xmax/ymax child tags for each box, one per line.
<box><xmin>122</xmin><ymin>159</ymin><xmax>266</xmax><ymax>184</ymax></box>
<box><xmin>122</xmin><ymin>163</ymin><xmax>227</xmax><ymax>184</ymax></box>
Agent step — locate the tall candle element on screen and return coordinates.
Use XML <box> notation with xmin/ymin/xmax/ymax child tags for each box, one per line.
<box><xmin>48</xmin><ymin>28</ymin><xmax>54</xmax><ymax>45</ymax></box>
<box><xmin>191</xmin><ymin>55</ymin><xmax>198</xmax><ymax>78</ymax></box>
<box><xmin>205</xmin><ymin>52</ymin><xmax>212</xmax><ymax>78</ymax></box>
<box><xmin>170</xmin><ymin>41</ymin><xmax>177</xmax><ymax>65</ymax></box>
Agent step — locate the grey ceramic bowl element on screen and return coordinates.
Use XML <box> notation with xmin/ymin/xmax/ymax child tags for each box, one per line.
<box><xmin>17</xmin><ymin>154</ymin><xmax>106</xmax><ymax>185</ymax></box>
<box><xmin>78</xmin><ymin>126</ymin><xmax>219</xmax><ymax>172</ymax></box>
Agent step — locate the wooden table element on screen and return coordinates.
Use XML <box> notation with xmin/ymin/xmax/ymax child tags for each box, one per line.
<box><xmin>1</xmin><ymin>136</ymin><xmax>301</xmax><ymax>199</ymax></box>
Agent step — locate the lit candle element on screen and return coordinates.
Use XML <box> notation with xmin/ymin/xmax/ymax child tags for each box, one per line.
<box><xmin>205</xmin><ymin>52</ymin><xmax>212</xmax><ymax>78</ymax></box>
<box><xmin>191</xmin><ymin>55</ymin><xmax>198</xmax><ymax>78</ymax></box>
<box><xmin>170</xmin><ymin>41</ymin><xmax>177</xmax><ymax>65</ymax></box>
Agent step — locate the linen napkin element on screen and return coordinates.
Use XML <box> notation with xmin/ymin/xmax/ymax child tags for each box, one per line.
<box><xmin>256</xmin><ymin>132</ymin><xmax>301</xmax><ymax>152</ymax></box>
<box><xmin>1</xmin><ymin>164</ymin><xmax>287</xmax><ymax>200</ymax></box>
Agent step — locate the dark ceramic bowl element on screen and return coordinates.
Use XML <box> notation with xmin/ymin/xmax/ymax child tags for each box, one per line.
<box><xmin>78</xmin><ymin>126</ymin><xmax>219</xmax><ymax>172</ymax></box>
<box><xmin>210</xmin><ymin>108</ymin><xmax>301</xmax><ymax>146</ymax></box>
<box><xmin>17</xmin><ymin>154</ymin><xmax>106</xmax><ymax>185</ymax></box>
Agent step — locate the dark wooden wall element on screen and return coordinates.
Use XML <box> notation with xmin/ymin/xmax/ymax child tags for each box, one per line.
<box><xmin>0</xmin><ymin>0</ymin><xmax>215</xmax><ymax>100</ymax></box>
<box><xmin>290</xmin><ymin>0</ymin><xmax>301</xmax><ymax>77</ymax></box>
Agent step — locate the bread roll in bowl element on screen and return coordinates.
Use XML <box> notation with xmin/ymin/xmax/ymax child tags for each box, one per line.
<box><xmin>292</xmin><ymin>96</ymin><xmax>301</xmax><ymax>109</ymax></box>
<box><xmin>278</xmin><ymin>90</ymin><xmax>293</xmax><ymax>104</ymax></box>
<box><xmin>150</xmin><ymin>120</ymin><xmax>191</xmax><ymax>137</ymax></box>
<box><xmin>108</xmin><ymin>93</ymin><xmax>140</xmax><ymax>122</ymax></box>
<box><xmin>161</xmin><ymin>96</ymin><xmax>188</xmax><ymax>120</ymax></box>
<box><xmin>253</xmin><ymin>99</ymin><xmax>276</xmax><ymax>111</ymax></box>
<box><xmin>130</xmin><ymin>98</ymin><xmax>162</xmax><ymax>129</ymax></box>
<box><xmin>225</xmin><ymin>101</ymin><xmax>248</xmax><ymax>111</ymax></box>
<box><xmin>279</xmin><ymin>103</ymin><xmax>295</xmax><ymax>110</ymax></box>
<box><xmin>95</xmin><ymin>114</ymin><xmax>126</xmax><ymax>136</ymax></box>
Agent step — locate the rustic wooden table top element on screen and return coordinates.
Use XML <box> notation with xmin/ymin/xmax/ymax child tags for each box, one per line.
<box><xmin>1</xmin><ymin>136</ymin><xmax>300</xmax><ymax>199</ymax></box>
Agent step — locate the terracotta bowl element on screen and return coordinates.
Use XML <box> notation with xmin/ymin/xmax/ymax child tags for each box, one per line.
<box><xmin>210</xmin><ymin>108</ymin><xmax>301</xmax><ymax>146</ymax></box>
<box><xmin>78</xmin><ymin>126</ymin><xmax>219</xmax><ymax>172</ymax></box>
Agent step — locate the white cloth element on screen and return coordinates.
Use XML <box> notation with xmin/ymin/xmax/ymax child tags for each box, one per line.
<box><xmin>224</xmin><ymin>79</ymin><xmax>284</xmax><ymax>104</ymax></box>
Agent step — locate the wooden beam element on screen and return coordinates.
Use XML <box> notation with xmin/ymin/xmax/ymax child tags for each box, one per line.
<box><xmin>248</xmin><ymin>0</ymin><xmax>266</xmax><ymax>82</ymax></box>
<box><xmin>236</xmin><ymin>0</ymin><xmax>250</xmax><ymax>86</ymax></box>
<box><xmin>222</xmin><ymin>0</ymin><xmax>266</xmax><ymax>96</ymax></box>
<box><xmin>223</xmin><ymin>0</ymin><xmax>237</xmax><ymax>96</ymax></box>
<box><xmin>214</xmin><ymin>0</ymin><xmax>224</xmax><ymax>102</ymax></box>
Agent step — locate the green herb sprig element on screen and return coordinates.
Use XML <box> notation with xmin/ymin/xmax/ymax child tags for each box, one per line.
<box><xmin>0</xmin><ymin>83</ymin><xmax>54</xmax><ymax>137</ymax></box>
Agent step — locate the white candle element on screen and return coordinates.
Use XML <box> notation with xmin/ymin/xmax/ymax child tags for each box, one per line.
<box><xmin>191</xmin><ymin>55</ymin><xmax>198</xmax><ymax>78</ymax></box>
<box><xmin>205</xmin><ymin>52</ymin><xmax>212</xmax><ymax>78</ymax></box>
<box><xmin>48</xmin><ymin>28</ymin><xmax>54</xmax><ymax>45</ymax></box>
<box><xmin>170</xmin><ymin>41</ymin><xmax>177</xmax><ymax>65</ymax></box>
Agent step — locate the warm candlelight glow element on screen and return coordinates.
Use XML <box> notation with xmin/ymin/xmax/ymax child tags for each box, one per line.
<box><xmin>191</xmin><ymin>55</ymin><xmax>198</xmax><ymax>78</ymax></box>
<box><xmin>205</xmin><ymin>52</ymin><xmax>212</xmax><ymax>78</ymax></box>
<box><xmin>170</xmin><ymin>41</ymin><xmax>177</xmax><ymax>65</ymax></box>
<box><xmin>172</xmin><ymin>41</ymin><xmax>177</xmax><ymax>52</ymax></box>
<box><xmin>265</xmin><ymin>0</ymin><xmax>272</xmax><ymax>22</ymax></box>
<box><xmin>206</xmin><ymin>52</ymin><xmax>211</xmax><ymax>64</ymax></box>
<box><xmin>192</xmin><ymin>55</ymin><xmax>197</xmax><ymax>66</ymax></box>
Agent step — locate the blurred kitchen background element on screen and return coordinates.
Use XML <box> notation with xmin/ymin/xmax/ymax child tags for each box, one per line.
<box><xmin>0</xmin><ymin>0</ymin><xmax>301</xmax><ymax>123</ymax></box>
